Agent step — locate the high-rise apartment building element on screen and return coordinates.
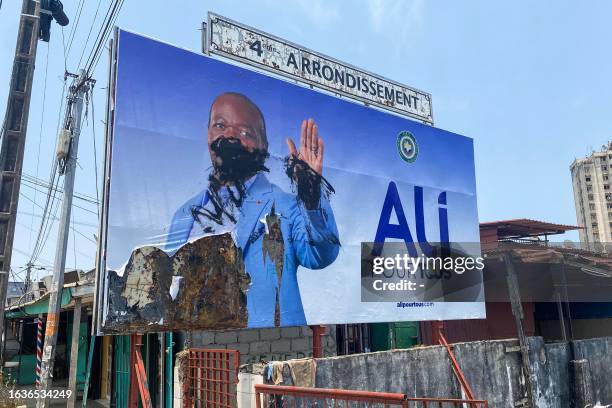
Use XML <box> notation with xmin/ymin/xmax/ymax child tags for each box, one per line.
<box><xmin>570</xmin><ymin>142</ymin><xmax>612</xmax><ymax>251</ymax></box>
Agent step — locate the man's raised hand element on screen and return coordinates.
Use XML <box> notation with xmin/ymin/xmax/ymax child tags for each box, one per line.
<box><xmin>286</xmin><ymin>118</ymin><xmax>324</xmax><ymax>175</ymax></box>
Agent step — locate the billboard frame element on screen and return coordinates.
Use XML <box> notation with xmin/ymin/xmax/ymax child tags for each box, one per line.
<box><xmin>93</xmin><ymin>28</ymin><xmax>483</xmax><ymax>335</ymax></box>
<box><xmin>206</xmin><ymin>12</ymin><xmax>434</xmax><ymax>125</ymax></box>
<box><xmin>93</xmin><ymin>27</ymin><xmax>119</xmax><ymax>335</ymax></box>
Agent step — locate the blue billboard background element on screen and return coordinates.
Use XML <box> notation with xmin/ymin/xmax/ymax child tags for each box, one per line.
<box><xmin>100</xmin><ymin>30</ymin><xmax>483</xmax><ymax>331</ymax></box>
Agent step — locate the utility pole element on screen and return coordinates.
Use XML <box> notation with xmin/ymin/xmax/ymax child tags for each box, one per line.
<box><xmin>0</xmin><ymin>0</ymin><xmax>68</xmax><ymax>366</ymax></box>
<box><xmin>0</xmin><ymin>0</ymin><xmax>41</xmax><ymax>365</ymax></box>
<box><xmin>37</xmin><ymin>70</ymin><xmax>93</xmax><ymax>408</ymax></box>
<box><xmin>24</xmin><ymin>261</ymin><xmax>32</xmax><ymax>302</ymax></box>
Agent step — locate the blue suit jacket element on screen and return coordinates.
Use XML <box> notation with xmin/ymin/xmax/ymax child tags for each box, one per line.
<box><xmin>164</xmin><ymin>173</ymin><xmax>340</xmax><ymax>327</ymax></box>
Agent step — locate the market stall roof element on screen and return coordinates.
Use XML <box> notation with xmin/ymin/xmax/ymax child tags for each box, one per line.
<box><xmin>480</xmin><ymin>218</ymin><xmax>581</xmax><ymax>240</ymax></box>
<box><xmin>4</xmin><ymin>280</ymin><xmax>94</xmax><ymax>319</ymax></box>
<box><xmin>482</xmin><ymin>243</ymin><xmax>612</xmax><ymax>303</ymax></box>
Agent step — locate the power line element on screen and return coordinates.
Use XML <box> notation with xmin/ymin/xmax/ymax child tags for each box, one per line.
<box><xmin>29</xmin><ymin>42</ymin><xmax>50</xmax><ymax>253</ymax></box>
<box><xmin>65</xmin><ymin>0</ymin><xmax>85</xmax><ymax>60</ymax></box>
<box><xmin>19</xmin><ymin>192</ymin><xmax>98</xmax><ymax>228</ymax></box>
<box><xmin>76</xmin><ymin>0</ymin><xmax>104</xmax><ymax>71</ymax></box>
<box><xmin>81</xmin><ymin>0</ymin><xmax>117</xmax><ymax>73</ymax></box>
<box><xmin>71</xmin><ymin>212</ymin><xmax>76</xmax><ymax>268</ymax></box>
<box><xmin>21</xmin><ymin>172</ymin><xmax>99</xmax><ymax>205</ymax></box>
<box><xmin>29</xmin><ymin>168</ymin><xmax>60</xmax><ymax>265</ymax></box>
<box><xmin>83</xmin><ymin>0</ymin><xmax>124</xmax><ymax>76</ymax></box>
<box><xmin>26</xmin><ymin>78</ymin><xmax>70</xmax><ymax>267</ymax></box>
<box><xmin>89</xmin><ymin>86</ymin><xmax>100</xmax><ymax>219</ymax></box>
<box><xmin>60</xmin><ymin>27</ymin><xmax>68</xmax><ymax>72</ymax></box>
<box><xmin>21</xmin><ymin>182</ymin><xmax>98</xmax><ymax>215</ymax></box>
<box><xmin>12</xmin><ymin>247</ymin><xmax>52</xmax><ymax>267</ymax></box>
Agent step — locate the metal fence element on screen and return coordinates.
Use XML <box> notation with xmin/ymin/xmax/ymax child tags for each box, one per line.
<box><xmin>184</xmin><ymin>348</ymin><xmax>240</xmax><ymax>408</ymax></box>
<box><xmin>255</xmin><ymin>384</ymin><xmax>489</xmax><ymax>408</ymax></box>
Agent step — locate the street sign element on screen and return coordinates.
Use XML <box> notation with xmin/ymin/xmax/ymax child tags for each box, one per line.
<box><xmin>206</xmin><ymin>12</ymin><xmax>433</xmax><ymax>124</ymax></box>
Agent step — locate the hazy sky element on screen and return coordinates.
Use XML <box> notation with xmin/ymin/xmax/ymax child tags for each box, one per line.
<box><xmin>1</xmin><ymin>0</ymin><xmax>610</xmax><ymax>279</ymax></box>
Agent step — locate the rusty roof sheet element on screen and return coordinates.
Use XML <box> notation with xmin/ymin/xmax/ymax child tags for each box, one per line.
<box><xmin>480</xmin><ymin>218</ymin><xmax>581</xmax><ymax>239</ymax></box>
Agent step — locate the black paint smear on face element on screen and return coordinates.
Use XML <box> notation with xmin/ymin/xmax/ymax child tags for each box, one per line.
<box><xmin>210</xmin><ymin>137</ymin><xmax>269</xmax><ymax>185</ymax></box>
<box><xmin>284</xmin><ymin>155</ymin><xmax>335</xmax><ymax>210</ymax></box>
<box><xmin>191</xmin><ymin>138</ymin><xmax>270</xmax><ymax>229</ymax></box>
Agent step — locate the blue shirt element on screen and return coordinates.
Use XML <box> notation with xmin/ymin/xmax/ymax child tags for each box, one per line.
<box><xmin>165</xmin><ymin>173</ymin><xmax>340</xmax><ymax>327</ymax></box>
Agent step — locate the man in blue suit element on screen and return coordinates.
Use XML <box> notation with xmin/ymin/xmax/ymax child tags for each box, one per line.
<box><xmin>165</xmin><ymin>92</ymin><xmax>340</xmax><ymax>327</ymax></box>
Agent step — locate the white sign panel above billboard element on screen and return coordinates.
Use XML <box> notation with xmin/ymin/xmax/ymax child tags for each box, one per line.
<box><xmin>206</xmin><ymin>12</ymin><xmax>434</xmax><ymax>124</ymax></box>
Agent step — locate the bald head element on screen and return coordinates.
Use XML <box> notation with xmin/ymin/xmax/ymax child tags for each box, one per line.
<box><xmin>207</xmin><ymin>92</ymin><xmax>268</xmax><ymax>152</ymax></box>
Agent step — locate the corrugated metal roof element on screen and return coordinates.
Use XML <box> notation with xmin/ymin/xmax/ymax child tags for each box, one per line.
<box><xmin>480</xmin><ymin>218</ymin><xmax>581</xmax><ymax>239</ymax></box>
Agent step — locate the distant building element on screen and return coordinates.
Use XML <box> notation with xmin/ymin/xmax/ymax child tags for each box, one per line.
<box><xmin>570</xmin><ymin>142</ymin><xmax>612</xmax><ymax>251</ymax></box>
<box><xmin>6</xmin><ymin>281</ymin><xmax>24</xmax><ymax>307</ymax></box>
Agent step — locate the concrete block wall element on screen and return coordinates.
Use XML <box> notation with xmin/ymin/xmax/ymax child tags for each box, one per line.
<box><xmin>192</xmin><ymin>325</ymin><xmax>336</xmax><ymax>365</ymax></box>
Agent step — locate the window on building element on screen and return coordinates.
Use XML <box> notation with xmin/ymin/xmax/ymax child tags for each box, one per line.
<box><xmin>605</xmin><ymin>185</ymin><xmax>610</xmax><ymax>190</ymax></box>
<box><xmin>586</xmin><ymin>176</ymin><xmax>592</xmax><ymax>182</ymax></box>
<box><xmin>606</xmin><ymin>193</ymin><xmax>612</xmax><ymax>201</ymax></box>
<box><xmin>603</xmin><ymin>165</ymin><xmax>608</xmax><ymax>171</ymax></box>
<box><xmin>592</xmin><ymin>222</ymin><xmax>598</xmax><ymax>227</ymax></box>
<box><xmin>587</xmin><ymin>185</ymin><xmax>593</xmax><ymax>192</ymax></box>
<box><xmin>590</xmin><ymin>203</ymin><xmax>596</xmax><ymax>210</ymax></box>
<box><xmin>589</xmin><ymin>194</ymin><xmax>594</xmax><ymax>200</ymax></box>
<box><xmin>605</xmin><ymin>175</ymin><xmax>610</xmax><ymax>181</ymax></box>
<box><xmin>591</xmin><ymin>213</ymin><xmax>597</xmax><ymax>220</ymax></box>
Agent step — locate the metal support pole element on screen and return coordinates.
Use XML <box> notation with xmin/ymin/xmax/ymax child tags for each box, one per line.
<box><xmin>67</xmin><ymin>297</ymin><xmax>82</xmax><ymax>408</ymax></box>
<box><xmin>311</xmin><ymin>325</ymin><xmax>325</xmax><ymax>358</ymax></box>
<box><xmin>37</xmin><ymin>70</ymin><xmax>91</xmax><ymax>408</ymax></box>
<box><xmin>81</xmin><ymin>331</ymin><xmax>96</xmax><ymax>408</ymax></box>
<box><xmin>431</xmin><ymin>321</ymin><xmax>444</xmax><ymax>345</ymax></box>
<box><xmin>556</xmin><ymin>292</ymin><xmax>567</xmax><ymax>341</ymax></box>
<box><xmin>503</xmin><ymin>253</ymin><xmax>537</xmax><ymax>408</ymax></box>
<box><xmin>560</xmin><ymin>261</ymin><xmax>574</xmax><ymax>340</ymax></box>
<box><xmin>158</xmin><ymin>333</ymin><xmax>164</xmax><ymax>406</ymax></box>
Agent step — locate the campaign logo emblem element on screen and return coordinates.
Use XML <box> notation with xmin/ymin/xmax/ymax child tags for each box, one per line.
<box><xmin>397</xmin><ymin>131</ymin><xmax>418</xmax><ymax>163</ymax></box>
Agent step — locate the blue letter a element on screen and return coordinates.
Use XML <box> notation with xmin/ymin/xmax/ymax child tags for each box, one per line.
<box><xmin>374</xmin><ymin>182</ymin><xmax>418</xmax><ymax>257</ymax></box>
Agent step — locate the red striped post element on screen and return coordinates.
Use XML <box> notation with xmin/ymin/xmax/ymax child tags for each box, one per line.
<box><xmin>35</xmin><ymin>314</ymin><xmax>43</xmax><ymax>387</ymax></box>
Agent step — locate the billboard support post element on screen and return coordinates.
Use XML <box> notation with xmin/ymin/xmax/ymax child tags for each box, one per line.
<box><xmin>37</xmin><ymin>70</ymin><xmax>93</xmax><ymax>407</ymax></box>
<box><xmin>311</xmin><ymin>325</ymin><xmax>325</xmax><ymax>358</ymax></box>
<box><xmin>503</xmin><ymin>253</ymin><xmax>536</xmax><ymax>408</ymax></box>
